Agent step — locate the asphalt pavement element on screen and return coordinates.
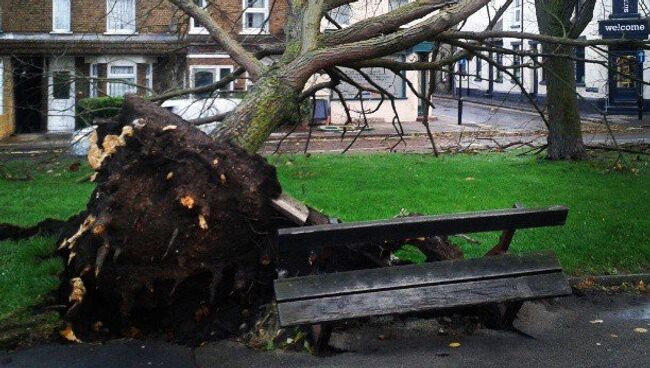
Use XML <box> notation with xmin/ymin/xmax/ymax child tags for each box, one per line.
<box><xmin>2</xmin><ymin>291</ymin><xmax>648</xmax><ymax>368</ymax></box>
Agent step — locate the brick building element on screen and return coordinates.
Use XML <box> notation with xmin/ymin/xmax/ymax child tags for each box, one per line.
<box><xmin>0</xmin><ymin>0</ymin><xmax>286</xmax><ymax>139</ymax></box>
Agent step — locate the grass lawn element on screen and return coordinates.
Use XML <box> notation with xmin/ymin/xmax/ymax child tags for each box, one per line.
<box><xmin>0</xmin><ymin>151</ymin><xmax>648</xmax><ymax>341</ymax></box>
<box><xmin>0</xmin><ymin>158</ymin><xmax>93</xmax><ymax>345</ymax></box>
<box><xmin>269</xmin><ymin>152</ymin><xmax>650</xmax><ymax>275</ymax></box>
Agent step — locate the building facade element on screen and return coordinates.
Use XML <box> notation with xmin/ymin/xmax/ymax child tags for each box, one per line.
<box><xmin>0</xmin><ymin>0</ymin><xmax>286</xmax><ymax>139</ymax></box>
<box><xmin>451</xmin><ymin>0</ymin><xmax>649</xmax><ymax>115</ymax></box>
<box><xmin>319</xmin><ymin>0</ymin><xmax>649</xmax><ymax>125</ymax></box>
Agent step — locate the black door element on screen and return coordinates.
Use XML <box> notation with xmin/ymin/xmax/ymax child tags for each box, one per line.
<box><xmin>13</xmin><ymin>57</ymin><xmax>45</xmax><ymax>133</ymax></box>
<box><xmin>609</xmin><ymin>51</ymin><xmax>642</xmax><ymax>105</ymax></box>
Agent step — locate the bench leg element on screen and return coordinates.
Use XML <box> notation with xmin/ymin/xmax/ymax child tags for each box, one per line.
<box><xmin>309</xmin><ymin>324</ymin><xmax>333</xmax><ymax>356</ymax></box>
<box><xmin>484</xmin><ymin>301</ymin><xmax>524</xmax><ymax>330</ymax></box>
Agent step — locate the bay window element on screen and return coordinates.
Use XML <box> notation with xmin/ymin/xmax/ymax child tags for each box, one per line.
<box><xmin>52</xmin><ymin>0</ymin><xmax>71</xmax><ymax>33</ymax></box>
<box><xmin>106</xmin><ymin>0</ymin><xmax>136</xmax><ymax>34</ymax></box>
<box><xmin>108</xmin><ymin>63</ymin><xmax>137</xmax><ymax>97</ymax></box>
<box><xmin>242</xmin><ymin>0</ymin><xmax>268</xmax><ymax>34</ymax></box>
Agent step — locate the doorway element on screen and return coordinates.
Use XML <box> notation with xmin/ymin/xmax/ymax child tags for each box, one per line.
<box><xmin>13</xmin><ymin>57</ymin><xmax>45</xmax><ymax>133</ymax></box>
<box><xmin>609</xmin><ymin>50</ymin><xmax>642</xmax><ymax>106</ymax></box>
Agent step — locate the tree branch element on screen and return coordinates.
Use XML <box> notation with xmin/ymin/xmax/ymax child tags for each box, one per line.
<box><xmin>168</xmin><ymin>0</ymin><xmax>265</xmax><ymax>79</ymax></box>
<box><xmin>322</xmin><ymin>0</ymin><xmax>458</xmax><ymax>46</ymax></box>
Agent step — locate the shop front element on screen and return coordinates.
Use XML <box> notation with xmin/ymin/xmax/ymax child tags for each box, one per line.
<box><xmin>599</xmin><ymin>0</ymin><xmax>649</xmax><ymax>111</ymax></box>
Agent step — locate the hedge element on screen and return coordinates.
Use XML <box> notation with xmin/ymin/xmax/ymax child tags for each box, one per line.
<box><xmin>76</xmin><ymin>97</ymin><xmax>124</xmax><ymax>127</ymax></box>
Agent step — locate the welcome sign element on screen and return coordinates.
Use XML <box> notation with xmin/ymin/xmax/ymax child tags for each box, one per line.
<box><xmin>599</xmin><ymin>18</ymin><xmax>649</xmax><ymax>39</ymax></box>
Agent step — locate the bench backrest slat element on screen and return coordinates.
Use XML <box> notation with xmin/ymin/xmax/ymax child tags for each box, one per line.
<box><xmin>277</xmin><ymin>206</ymin><xmax>568</xmax><ymax>252</ymax></box>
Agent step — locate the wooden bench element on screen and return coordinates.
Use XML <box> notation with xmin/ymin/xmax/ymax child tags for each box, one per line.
<box><xmin>273</xmin><ymin>205</ymin><xmax>572</xmax><ymax>353</ymax></box>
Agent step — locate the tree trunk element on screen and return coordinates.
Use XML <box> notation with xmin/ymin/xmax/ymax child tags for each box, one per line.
<box><xmin>212</xmin><ymin>72</ymin><xmax>302</xmax><ymax>153</ymax></box>
<box><xmin>536</xmin><ymin>0</ymin><xmax>588</xmax><ymax>161</ymax></box>
<box><xmin>542</xmin><ymin>45</ymin><xmax>587</xmax><ymax>160</ymax></box>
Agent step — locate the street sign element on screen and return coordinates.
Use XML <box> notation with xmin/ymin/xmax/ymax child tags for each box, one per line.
<box><xmin>612</xmin><ymin>0</ymin><xmax>639</xmax><ymax>18</ymax></box>
<box><xmin>638</xmin><ymin>50</ymin><xmax>646</xmax><ymax>63</ymax></box>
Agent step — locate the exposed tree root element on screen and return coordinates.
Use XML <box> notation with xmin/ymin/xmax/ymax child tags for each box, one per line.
<box><xmin>56</xmin><ymin>96</ymin><xmax>285</xmax><ymax>344</ymax></box>
<box><xmin>0</xmin><ymin>218</ymin><xmax>74</xmax><ymax>241</ymax></box>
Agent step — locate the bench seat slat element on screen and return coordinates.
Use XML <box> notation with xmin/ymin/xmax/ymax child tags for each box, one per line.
<box><xmin>274</xmin><ymin>252</ymin><xmax>561</xmax><ymax>302</ymax></box>
<box><xmin>277</xmin><ymin>272</ymin><xmax>571</xmax><ymax>326</ymax></box>
<box><xmin>277</xmin><ymin>206</ymin><xmax>568</xmax><ymax>252</ymax></box>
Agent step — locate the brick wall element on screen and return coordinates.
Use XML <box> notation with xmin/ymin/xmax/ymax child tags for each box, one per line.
<box><xmin>1</xmin><ymin>0</ymin><xmax>285</xmax><ymax>36</ymax></box>
<box><xmin>0</xmin><ymin>58</ymin><xmax>15</xmax><ymax>139</ymax></box>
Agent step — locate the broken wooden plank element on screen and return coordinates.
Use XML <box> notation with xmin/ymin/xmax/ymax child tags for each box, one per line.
<box><xmin>277</xmin><ymin>272</ymin><xmax>571</xmax><ymax>326</ymax></box>
<box><xmin>271</xmin><ymin>192</ymin><xmax>310</xmax><ymax>225</ymax></box>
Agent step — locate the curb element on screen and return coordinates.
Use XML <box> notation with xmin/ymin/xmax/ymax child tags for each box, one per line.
<box><xmin>568</xmin><ymin>273</ymin><xmax>650</xmax><ymax>287</ymax></box>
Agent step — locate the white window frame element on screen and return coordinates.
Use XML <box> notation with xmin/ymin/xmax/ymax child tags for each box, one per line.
<box><xmin>106</xmin><ymin>0</ymin><xmax>136</xmax><ymax>35</ymax></box>
<box><xmin>0</xmin><ymin>59</ymin><xmax>4</xmax><ymax>115</ymax></box>
<box><xmin>89</xmin><ymin>63</ymin><xmax>99</xmax><ymax>98</ymax></box>
<box><xmin>107</xmin><ymin>61</ymin><xmax>137</xmax><ymax>97</ymax></box>
<box><xmin>144</xmin><ymin>63</ymin><xmax>153</xmax><ymax>94</ymax></box>
<box><xmin>189</xmin><ymin>0</ymin><xmax>209</xmax><ymax>34</ymax></box>
<box><xmin>511</xmin><ymin>0</ymin><xmax>521</xmax><ymax>26</ymax></box>
<box><xmin>52</xmin><ymin>0</ymin><xmax>72</xmax><ymax>33</ymax></box>
<box><xmin>241</xmin><ymin>0</ymin><xmax>269</xmax><ymax>35</ymax></box>
<box><xmin>190</xmin><ymin>65</ymin><xmax>234</xmax><ymax>98</ymax></box>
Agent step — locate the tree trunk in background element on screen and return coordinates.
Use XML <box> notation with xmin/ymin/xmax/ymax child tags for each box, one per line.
<box><xmin>536</xmin><ymin>0</ymin><xmax>588</xmax><ymax>160</ymax></box>
<box><xmin>541</xmin><ymin>45</ymin><xmax>586</xmax><ymax>160</ymax></box>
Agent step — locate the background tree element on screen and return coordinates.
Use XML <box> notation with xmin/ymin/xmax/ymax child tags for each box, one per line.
<box><xmin>535</xmin><ymin>0</ymin><xmax>596</xmax><ymax>160</ymax></box>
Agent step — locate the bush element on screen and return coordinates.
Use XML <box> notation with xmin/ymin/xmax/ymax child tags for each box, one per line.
<box><xmin>76</xmin><ymin>97</ymin><xmax>124</xmax><ymax>127</ymax></box>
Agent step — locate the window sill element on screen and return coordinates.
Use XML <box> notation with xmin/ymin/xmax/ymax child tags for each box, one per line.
<box><xmin>50</xmin><ymin>31</ymin><xmax>73</xmax><ymax>35</ymax></box>
<box><xmin>240</xmin><ymin>29</ymin><xmax>269</xmax><ymax>35</ymax></box>
<box><xmin>104</xmin><ymin>31</ymin><xmax>138</xmax><ymax>36</ymax></box>
<box><xmin>189</xmin><ymin>28</ymin><xmax>209</xmax><ymax>35</ymax></box>
<box><xmin>510</xmin><ymin>25</ymin><xmax>521</xmax><ymax>29</ymax></box>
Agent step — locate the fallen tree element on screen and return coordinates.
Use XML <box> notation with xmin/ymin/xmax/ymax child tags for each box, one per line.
<box><xmin>50</xmin><ymin>96</ymin><xmax>463</xmax><ymax>343</ymax></box>
<box><xmin>56</xmin><ymin>97</ymin><xmax>287</xmax><ymax>342</ymax></box>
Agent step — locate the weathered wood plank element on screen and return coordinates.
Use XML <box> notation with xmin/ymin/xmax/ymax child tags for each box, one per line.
<box><xmin>271</xmin><ymin>193</ymin><xmax>310</xmax><ymax>225</ymax></box>
<box><xmin>277</xmin><ymin>272</ymin><xmax>571</xmax><ymax>326</ymax></box>
<box><xmin>277</xmin><ymin>206</ymin><xmax>569</xmax><ymax>252</ymax></box>
<box><xmin>275</xmin><ymin>252</ymin><xmax>562</xmax><ymax>302</ymax></box>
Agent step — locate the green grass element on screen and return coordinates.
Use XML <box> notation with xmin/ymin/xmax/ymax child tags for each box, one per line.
<box><xmin>0</xmin><ymin>158</ymin><xmax>93</xmax><ymax>345</ymax></box>
<box><xmin>269</xmin><ymin>152</ymin><xmax>650</xmax><ymax>275</ymax></box>
<box><xmin>0</xmin><ymin>158</ymin><xmax>93</xmax><ymax>314</ymax></box>
<box><xmin>0</xmin><ymin>152</ymin><xmax>648</xmax><ymax>337</ymax></box>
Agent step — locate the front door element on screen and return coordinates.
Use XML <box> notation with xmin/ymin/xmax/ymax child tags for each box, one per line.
<box><xmin>609</xmin><ymin>51</ymin><xmax>642</xmax><ymax>105</ymax></box>
<box><xmin>14</xmin><ymin>57</ymin><xmax>45</xmax><ymax>133</ymax></box>
<box><xmin>48</xmin><ymin>56</ymin><xmax>76</xmax><ymax>132</ymax></box>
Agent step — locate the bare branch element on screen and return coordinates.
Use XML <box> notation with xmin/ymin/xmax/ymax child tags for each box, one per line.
<box><xmin>322</xmin><ymin>0</ymin><xmax>458</xmax><ymax>46</ymax></box>
<box><xmin>168</xmin><ymin>0</ymin><xmax>265</xmax><ymax>79</ymax></box>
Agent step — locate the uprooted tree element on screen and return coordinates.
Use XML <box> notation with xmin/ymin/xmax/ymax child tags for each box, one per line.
<box><xmin>2</xmin><ymin>0</ymin><xmax>648</xmax><ymax>344</ymax></box>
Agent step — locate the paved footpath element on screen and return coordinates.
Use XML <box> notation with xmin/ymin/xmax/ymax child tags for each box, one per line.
<box><xmin>2</xmin><ymin>291</ymin><xmax>648</xmax><ymax>368</ymax></box>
